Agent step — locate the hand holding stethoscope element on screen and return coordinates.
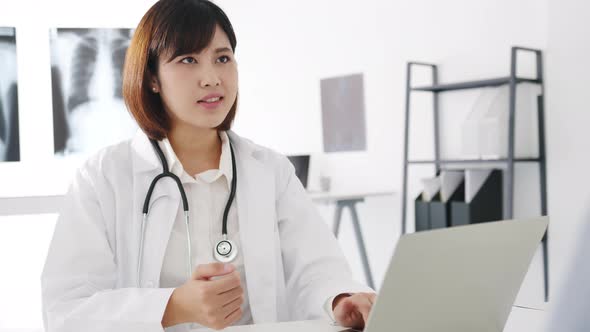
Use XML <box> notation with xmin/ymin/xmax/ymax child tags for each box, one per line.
<box><xmin>161</xmin><ymin>262</ymin><xmax>244</xmax><ymax>328</ymax></box>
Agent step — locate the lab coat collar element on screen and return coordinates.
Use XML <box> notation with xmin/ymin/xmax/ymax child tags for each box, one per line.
<box><xmin>130</xmin><ymin>129</ymin><xmax>244</xmax><ymax>175</ymax></box>
<box><xmin>130</xmin><ymin>129</ymin><xmax>277</xmax><ymax>324</ymax></box>
<box><xmin>157</xmin><ymin>131</ymin><xmax>234</xmax><ymax>190</ymax></box>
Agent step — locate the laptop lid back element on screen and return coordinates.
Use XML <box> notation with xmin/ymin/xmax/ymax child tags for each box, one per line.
<box><xmin>365</xmin><ymin>217</ymin><xmax>548</xmax><ymax>332</ymax></box>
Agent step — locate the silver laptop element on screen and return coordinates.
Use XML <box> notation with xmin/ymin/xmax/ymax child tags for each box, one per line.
<box><xmin>356</xmin><ymin>217</ymin><xmax>548</xmax><ymax>332</ymax></box>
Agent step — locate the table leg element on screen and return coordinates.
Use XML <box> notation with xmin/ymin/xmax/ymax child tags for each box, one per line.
<box><xmin>333</xmin><ymin>199</ymin><xmax>375</xmax><ymax>289</ymax></box>
<box><xmin>333</xmin><ymin>203</ymin><xmax>344</xmax><ymax>237</ymax></box>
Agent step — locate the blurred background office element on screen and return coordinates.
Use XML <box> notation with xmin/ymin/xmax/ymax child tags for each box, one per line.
<box><xmin>0</xmin><ymin>0</ymin><xmax>588</xmax><ymax>331</ymax></box>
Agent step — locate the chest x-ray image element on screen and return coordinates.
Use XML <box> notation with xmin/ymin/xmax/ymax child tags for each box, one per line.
<box><xmin>0</xmin><ymin>27</ymin><xmax>20</xmax><ymax>162</ymax></box>
<box><xmin>50</xmin><ymin>28</ymin><xmax>138</xmax><ymax>156</ymax></box>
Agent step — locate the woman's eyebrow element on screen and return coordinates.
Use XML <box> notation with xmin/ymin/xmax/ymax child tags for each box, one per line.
<box><xmin>214</xmin><ymin>47</ymin><xmax>232</xmax><ymax>53</ymax></box>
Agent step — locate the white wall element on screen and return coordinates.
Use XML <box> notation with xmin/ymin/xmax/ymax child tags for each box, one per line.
<box><xmin>546</xmin><ymin>0</ymin><xmax>590</xmax><ymax>292</ymax></box>
<box><xmin>544</xmin><ymin>0</ymin><xmax>590</xmax><ymax>330</ymax></box>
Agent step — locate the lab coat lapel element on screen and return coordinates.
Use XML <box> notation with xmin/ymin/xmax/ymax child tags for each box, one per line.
<box><xmin>131</xmin><ymin>131</ymin><xmax>180</xmax><ymax>286</ymax></box>
<box><xmin>230</xmin><ymin>131</ymin><xmax>277</xmax><ymax>324</ymax></box>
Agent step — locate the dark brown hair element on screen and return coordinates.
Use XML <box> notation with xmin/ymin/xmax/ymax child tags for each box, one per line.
<box><xmin>122</xmin><ymin>0</ymin><xmax>238</xmax><ymax>140</ymax></box>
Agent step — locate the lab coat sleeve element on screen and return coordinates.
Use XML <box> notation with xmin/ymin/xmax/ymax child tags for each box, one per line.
<box><xmin>275</xmin><ymin>155</ymin><xmax>375</xmax><ymax>321</ymax></box>
<box><xmin>41</xmin><ymin>166</ymin><xmax>174</xmax><ymax>332</ymax></box>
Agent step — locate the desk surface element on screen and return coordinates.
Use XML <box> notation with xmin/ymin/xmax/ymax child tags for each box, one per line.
<box><xmin>222</xmin><ymin>306</ymin><xmax>546</xmax><ymax>332</ymax></box>
<box><xmin>308</xmin><ymin>190</ymin><xmax>396</xmax><ymax>202</ymax></box>
<box><xmin>225</xmin><ymin>320</ymin><xmax>346</xmax><ymax>332</ymax></box>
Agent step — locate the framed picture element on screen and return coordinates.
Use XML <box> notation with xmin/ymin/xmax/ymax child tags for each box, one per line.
<box><xmin>320</xmin><ymin>73</ymin><xmax>367</xmax><ymax>153</ymax></box>
<box><xmin>50</xmin><ymin>28</ymin><xmax>137</xmax><ymax>156</ymax></box>
<box><xmin>0</xmin><ymin>27</ymin><xmax>20</xmax><ymax>162</ymax></box>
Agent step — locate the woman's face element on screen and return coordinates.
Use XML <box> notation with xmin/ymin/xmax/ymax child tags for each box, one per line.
<box><xmin>153</xmin><ymin>24</ymin><xmax>238</xmax><ymax>132</ymax></box>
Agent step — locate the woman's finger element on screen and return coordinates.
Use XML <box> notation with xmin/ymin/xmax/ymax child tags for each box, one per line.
<box><xmin>220</xmin><ymin>295</ymin><xmax>243</xmax><ymax>318</ymax></box>
<box><xmin>224</xmin><ymin>305</ymin><xmax>243</xmax><ymax>324</ymax></box>
<box><xmin>217</xmin><ymin>285</ymin><xmax>243</xmax><ymax>306</ymax></box>
<box><xmin>358</xmin><ymin>295</ymin><xmax>374</xmax><ymax>327</ymax></box>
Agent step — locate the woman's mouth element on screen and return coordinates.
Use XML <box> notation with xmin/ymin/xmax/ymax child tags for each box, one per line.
<box><xmin>197</xmin><ymin>96</ymin><xmax>224</xmax><ymax>109</ymax></box>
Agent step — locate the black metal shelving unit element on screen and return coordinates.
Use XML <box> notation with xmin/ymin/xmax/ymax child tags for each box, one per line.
<box><xmin>400</xmin><ymin>46</ymin><xmax>549</xmax><ymax>301</ymax></box>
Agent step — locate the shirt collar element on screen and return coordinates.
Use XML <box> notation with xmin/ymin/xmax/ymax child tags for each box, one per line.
<box><xmin>157</xmin><ymin>131</ymin><xmax>233</xmax><ymax>189</ymax></box>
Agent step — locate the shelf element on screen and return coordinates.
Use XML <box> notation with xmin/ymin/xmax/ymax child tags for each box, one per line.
<box><xmin>411</xmin><ymin>77</ymin><xmax>541</xmax><ymax>92</ymax></box>
<box><xmin>402</xmin><ymin>46</ymin><xmax>548</xmax><ymax>302</ymax></box>
<box><xmin>407</xmin><ymin>158</ymin><xmax>541</xmax><ymax>165</ymax></box>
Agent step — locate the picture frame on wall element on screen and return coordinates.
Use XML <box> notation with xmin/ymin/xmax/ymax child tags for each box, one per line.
<box><xmin>50</xmin><ymin>28</ymin><xmax>137</xmax><ymax>157</ymax></box>
<box><xmin>0</xmin><ymin>27</ymin><xmax>20</xmax><ymax>162</ymax></box>
<box><xmin>320</xmin><ymin>73</ymin><xmax>367</xmax><ymax>153</ymax></box>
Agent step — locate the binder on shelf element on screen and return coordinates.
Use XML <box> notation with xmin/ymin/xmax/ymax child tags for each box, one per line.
<box><xmin>415</xmin><ymin>194</ymin><xmax>430</xmax><ymax>232</ymax></box>
<box><xmin>414</xmin><ymin>174</ymin><xmax>465</xmax><ymax>232</ymax></box>
<box><xmin>430</xmin><ymin>181</ymin><xmax>465</xmax><ymax>229</ymax></box>
<box><xmin>450</xmin><ymin>169</ymin><xmax>503</xmax><ymax>227</ymax></box>
<box><xmin>429</xmin><ymin>192</ymin><xmax>448</xmax><ymax>229</ymax></box>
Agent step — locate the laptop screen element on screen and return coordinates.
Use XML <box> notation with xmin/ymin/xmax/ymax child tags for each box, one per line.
<box><xmin>287</xmin><ymin>155</ymin><xmax>310</xmax><ymax>189</ymax></box>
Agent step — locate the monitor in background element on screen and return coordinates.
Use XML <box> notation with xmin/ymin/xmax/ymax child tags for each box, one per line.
<box><xmin>287</xmin><ymin>155</ymin><xmax>310</xmax><ymax>189</ymax></box>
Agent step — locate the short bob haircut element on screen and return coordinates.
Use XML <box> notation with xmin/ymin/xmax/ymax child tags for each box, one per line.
<box><xmin>123</xmin><ymin>0</ymin><xmax>238</xmax><ymax>140</ymax></box>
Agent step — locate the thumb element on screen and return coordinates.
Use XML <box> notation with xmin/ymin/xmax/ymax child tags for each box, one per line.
<box><xmin>334</xmin><ymin>298</ymin><xmax>355</xmax><ymax>320</ymax></box>
<box><xmin>192</xmin><ymin>262</ymin><xmax>235</xmax><ymax>280</ymax></box>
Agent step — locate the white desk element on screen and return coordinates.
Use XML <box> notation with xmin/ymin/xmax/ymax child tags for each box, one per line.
<box><xmin>309</xmin><ymin>190</ymin><xmax>397</xmax><ymax>202</ymax></box>
<box><xmin>6</xmin><ymin>307</ymin><xmax>546</xmax><ymax>332</ymax></box>
<box><xmin>223</xmin><ymin>306</ymin><xmax>546</xmax><ymax>332</ymax></box>
<box><xmin>308</xmin><ymin>190</ymin><xmax>396</xmax><ymax>289</ymax></box>
<box><xmin>503</xmin><ymin>305</ymin><xmax>546</xmax><ymax>332</ymax></box>
<box><xmin>225</xmin><ymin>319</ymin><xmax>345</xmax><ymax>332</ymax></box>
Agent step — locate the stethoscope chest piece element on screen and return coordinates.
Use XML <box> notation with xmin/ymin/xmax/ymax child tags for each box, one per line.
<box><xmin>214</xmin><ymin>238</ymin><xmax>238</xmax><ymax>263</ymax></box>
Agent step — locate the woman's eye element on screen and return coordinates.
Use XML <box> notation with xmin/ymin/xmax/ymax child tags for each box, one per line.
<box><xmin>181</xmin><ymin>57</ymin><xmax>197</xmax><ymax>64</ymax></box>
<box><xmin>218</xmin><ymin>55</ymin><xmax>231</xmax><ymax>63</ymax></box>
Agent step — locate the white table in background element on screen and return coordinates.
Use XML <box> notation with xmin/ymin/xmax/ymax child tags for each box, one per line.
<box><xmin>308</xmin><ymin>190</ymin><xmax>396</xmax><ymax>289</ymax></box>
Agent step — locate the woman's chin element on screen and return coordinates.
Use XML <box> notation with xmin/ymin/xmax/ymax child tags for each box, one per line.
<box><xmin>181</xmin><ymin>118</ymin><xmax>227</xmax><ymax>131</ymax></box>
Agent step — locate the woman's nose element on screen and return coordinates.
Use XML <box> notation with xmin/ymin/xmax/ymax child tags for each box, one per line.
<box><xmin>199</xmin><ymin>67</ymin><xmax>221</xmax><ymax>87</ymax></box>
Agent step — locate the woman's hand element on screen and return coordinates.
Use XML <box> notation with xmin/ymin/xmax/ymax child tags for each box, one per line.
<box><xmin>332</xmin><ymin>292</ymin><xmax>377</xmax><ymax>330</ymax></box>
<box><xmin>162</xmin><ymin>262</ymin><xmax>244</xmax><ymax>330</ymax></box>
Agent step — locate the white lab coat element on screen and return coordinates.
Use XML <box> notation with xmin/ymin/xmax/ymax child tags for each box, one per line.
<box><xmin>41</xmin><ymin>130</ymin><xmax>373</xmax><ymax>332</ymax></box>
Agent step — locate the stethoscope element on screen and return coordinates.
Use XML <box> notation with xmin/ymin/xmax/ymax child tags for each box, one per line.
<box><xmin>137</xmin><ymin>137</ymin><xmax>238</xmax><ymax>286</ymax></box>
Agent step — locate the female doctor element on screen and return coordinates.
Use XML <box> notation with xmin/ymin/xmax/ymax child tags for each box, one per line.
<box><xmin>41</xmin><ymin>0</ymin><xmax>376</xmax><ymax>331</ymax></box>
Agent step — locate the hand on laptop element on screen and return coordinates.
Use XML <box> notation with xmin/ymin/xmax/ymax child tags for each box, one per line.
<box><xmin>332</xmin><ymin>292</ymin><xmax>376</xmax><ymax>330</ymax></box>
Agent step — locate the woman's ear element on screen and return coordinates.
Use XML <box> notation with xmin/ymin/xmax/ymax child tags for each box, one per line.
<box><xmin>149</xmin><ymin>74</ymin><xmax>160</xmax><ymax>93</ymax></box>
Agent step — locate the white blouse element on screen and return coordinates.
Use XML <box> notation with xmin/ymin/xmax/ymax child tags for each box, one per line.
<box><xmin>158</xmin><ymin>131</ymin><xmax>253</xmax><ymax>330</ymax></box>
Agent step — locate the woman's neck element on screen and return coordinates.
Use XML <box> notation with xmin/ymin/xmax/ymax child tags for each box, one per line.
<box><xmin>167</xmin><ymin>124</ymin><xmax>222</xmax><ymax>175</ymax></box>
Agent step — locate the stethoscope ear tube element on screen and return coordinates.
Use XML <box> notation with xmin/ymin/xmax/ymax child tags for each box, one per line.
<box><xmin>138</xmin><ymin>140</ymin><xmax>191</xmax><ymax>286</ymax></box>
<box><xmin>137</xmin><ymin>213</ymin><xmax>148</xmax><ymax>287</ymax></box>
<box><xmin>222</xmin><ymin>143</ymin><xmax>237</xmax><ymax>235</ymax></box>
<box><xmin>149</xmin><ymin>139</ymin><xmax>169</xmax><ymax>172</ymax></box>
<box><xmin>143</xmin><ymin>173</ymin><xmax>188</xmax><ymax>214</ymax></box>
<box><xmin>145</xmin><ymin>140</ymin><xmax>188</xmax><ymax>213</ymax></box>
